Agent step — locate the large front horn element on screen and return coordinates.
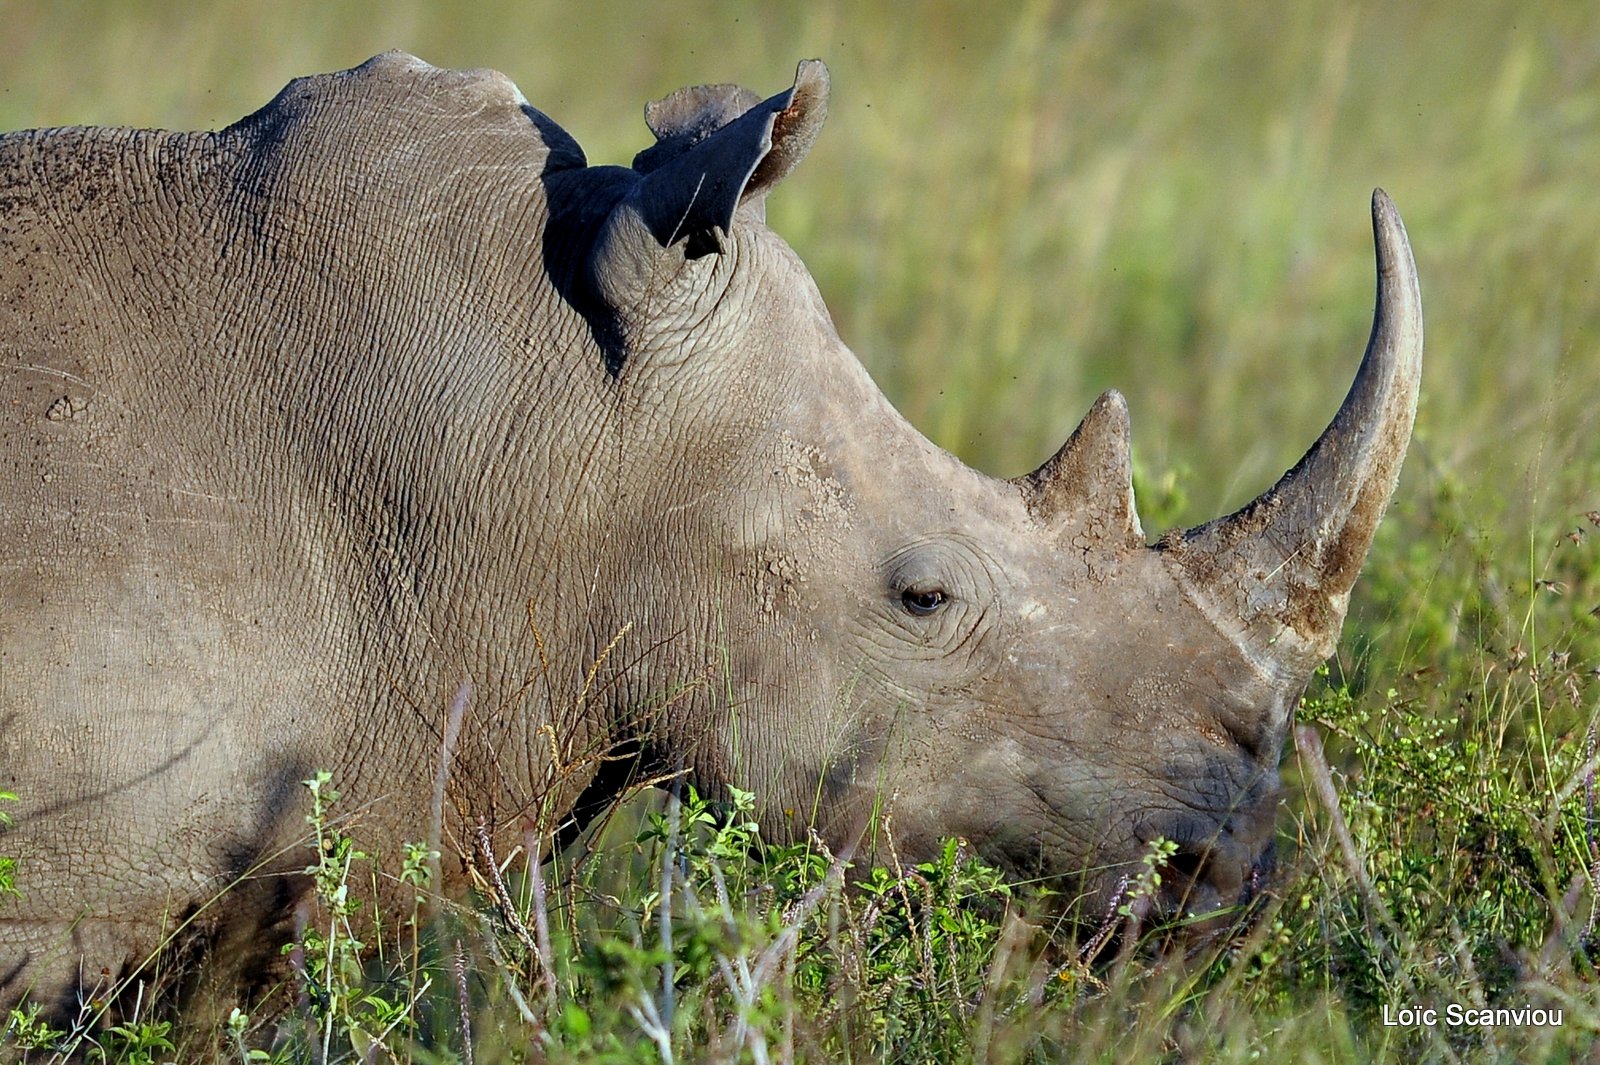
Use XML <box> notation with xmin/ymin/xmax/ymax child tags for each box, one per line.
<box><xmin>1162</xmin><ymin>189</ymin><xmax>1423</xmax><ymax>682</ymax></box>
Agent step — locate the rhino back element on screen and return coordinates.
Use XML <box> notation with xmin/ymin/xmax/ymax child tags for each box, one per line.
<box><xmin>0</xmin><ymin>53</ymin><xmax>620</xmax><ymax>998</ymax></box>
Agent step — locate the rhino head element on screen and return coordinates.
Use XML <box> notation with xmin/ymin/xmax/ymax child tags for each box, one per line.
<box><xmin>553</xmin><ymin>60</ymin><xmax>1422</xmax><ymax>919</ymax></box>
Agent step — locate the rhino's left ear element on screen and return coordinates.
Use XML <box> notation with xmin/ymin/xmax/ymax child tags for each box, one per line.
<box><xmin>617</xmin><ymin>60</ymin><xmax>828</xmax><ymax>261</ymax></box>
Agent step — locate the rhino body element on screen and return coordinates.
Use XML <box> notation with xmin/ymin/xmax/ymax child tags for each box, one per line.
<box><xmin>0</xmin><ymin>54</ymin><xmax>1421</xmax><ymax>1018</ymax></box>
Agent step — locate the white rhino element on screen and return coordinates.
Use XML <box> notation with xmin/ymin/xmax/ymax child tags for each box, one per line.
<box><xmin>0</xmin><ymin>54</ymin><xmax>1420</xmax><ymax>1019</ymax></box>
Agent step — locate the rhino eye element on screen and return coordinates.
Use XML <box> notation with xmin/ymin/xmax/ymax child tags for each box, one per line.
<box><xmin>901</xmin><ymin>587</ymin><xmax>947</xmax><ymax>617</ymax></box>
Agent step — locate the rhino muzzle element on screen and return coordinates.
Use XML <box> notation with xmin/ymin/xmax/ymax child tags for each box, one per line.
<box><xmin>1139</xmin><ymin>768</ymin><xmax>1284</xmax><ymax>922</ymax></box>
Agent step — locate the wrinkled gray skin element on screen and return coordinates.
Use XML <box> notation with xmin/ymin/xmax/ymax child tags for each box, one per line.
<box><xmin>0</xmin><ymin>53</ymin><xmax>1422</xmax><ymax>1020</ymax></box>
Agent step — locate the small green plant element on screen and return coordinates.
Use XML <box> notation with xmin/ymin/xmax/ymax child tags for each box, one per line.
<box><xmin>614</xmin><ymin>784</ymin><xmax>1018</xmax><ymax>1058</ymax></box>
<box><xmin>288</xmin><ymin>772</ymin><xmax>435</xmax><ymax>1062</ymax></box>
<box><xmin>0</xmin><ymin>789</ymin><xmax>19</xmax><ymax>901</ymax></box>
<box><xmin>4</xmin><ymin>1003</ymin><xmax>66</xmax><ymax>1055</ymax></box>
<box><xmin>95</xmin><ymin>1019</ymin><xmax>174</xmax><ymax>1065</ymax></box>
<box><xmin>1118</xmin><ymin>836</ymin><xmax>1178</xmax><ymax>920</ymax></box>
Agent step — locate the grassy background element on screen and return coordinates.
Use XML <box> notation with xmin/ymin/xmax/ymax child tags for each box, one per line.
<box><xmin>6</xmin><ymin>1</ymin><xmax>1600</xmax><ymax>1061</ymax></box>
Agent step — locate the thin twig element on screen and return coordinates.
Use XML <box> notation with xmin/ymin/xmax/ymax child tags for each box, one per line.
<box><xmin>477</xmin><ymin>821</ymin><xmax>539</xmax><ymax>956</ymax></box>
<box><xmin>658</xmin><ymin>776</ymin><xmax>682</xmax><ymax>1036</ymax></box>
<box><xmin>478</xmin><ymin>912</ymin><xmax>543</xmax><ymax>1029</ymax></box>
<box><xmin>1586</xmin><ymin>725</ymin><xmax>1598</xmax><ymax>943</ymax></box>
<box><xmin>454</xmin><ymin>939</ymin><xmax>475</xmax><ymax>1065</ymax></box>
<box><xmin>626</xmin><ymin>995</ymin><xmax>674</xmax><ymax>1065</ymax></box>
<box><xmin>524</xmin><ymin>826</ymin><xmax>559</xmax><ymax>1003</ymax></box>
<box><xmin>430</xmin><ymin>680</ymin><xmax>473</xmax><ymax>892</ymax></box>
<box><xmin>1295</xmin><ymin>724</ymin><xmax>1445</xmax><ymax>1050</ymax></box>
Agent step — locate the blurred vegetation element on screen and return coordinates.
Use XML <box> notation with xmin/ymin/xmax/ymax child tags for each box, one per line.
<box><xmin>6</xmin><ymin>0</ymin><xmax>1600</xmax><ymax>1060</ymax></box>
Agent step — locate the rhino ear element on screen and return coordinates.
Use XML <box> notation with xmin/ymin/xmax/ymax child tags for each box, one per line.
<box><xmin>1016</xmin><ymin>390</ymin><xmax>1143</xmax><ymax>546</ymax></box>
<box><xmin>623</xmin><ymin>59</ymin><xmax>828</xmax><ymax>259</ymax></box>
<box><xmin>634</xmin><ymin>84</ymin><xmax>764</xmax><ymax>175</ymax></box>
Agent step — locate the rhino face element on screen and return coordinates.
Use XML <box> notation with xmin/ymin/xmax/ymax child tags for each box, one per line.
<box><xmin>793</xmin><ymin>501</ymin><xmax>1295</xmax><ymax>917</ymax></box>
<box><xmin>570</xmin><ymin>61</ymin><xmax>1419</xmax><ymax>921</ymax></box>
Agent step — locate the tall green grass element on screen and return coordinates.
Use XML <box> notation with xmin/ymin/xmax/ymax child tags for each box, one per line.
<box><xmin>5</xmin><ymin>1</ymin><xmax>1600</xmax><ymax>1060</ymax></box>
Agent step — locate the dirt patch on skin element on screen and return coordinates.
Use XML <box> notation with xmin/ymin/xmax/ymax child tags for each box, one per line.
<box><xmin>752</xmin><ymin>548</ymin><xmax>806</xmax><ymax>614</ymax></box>
<box><xmin>733</xmin><ymin>436</ymin><xmax>855</xmax><ymax>619</ymax></box>
<box><xmin>44</xmin><ymin>394</ymin><xmax>87</xmax><ymax>421</ymax></box>
<box><xmin>778</xmin><ymin>435</ymin><xmax>851</xmax><ymax>534</ymax></box>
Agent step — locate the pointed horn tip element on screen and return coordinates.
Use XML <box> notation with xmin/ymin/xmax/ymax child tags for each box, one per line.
<box><xmin>1369</xmin><ymin>188</ymin><xmax>1419</xmax><ymax>283</ymax></box>
<box><xmin>1077</xmin><ymin>388</ymin><xmax>1132</xmax><ymax>440</ymax></box>
<box><xmin>1367</xmin><ymin>191</ymin><xmax>1424</xmax><ymax>386</ymax></box>
<box><xmin>794</xmin><ymin>59</ymin><xmax>830</xmax><ymax>88</ymax></box>
<box><xmin>1022</xmin><ymin>387</ymin><xmax>1141</xmax><ymax>539</ymax></box>
<box><xmin>1090</xmin><ymin>388</ymin><xmax>1129</xmax><ymax>420</ymax></box>
<box><xmin>1371</xmin><ymin>188</ymin><xmax>1399</xmax><ymax>246</ymax></box>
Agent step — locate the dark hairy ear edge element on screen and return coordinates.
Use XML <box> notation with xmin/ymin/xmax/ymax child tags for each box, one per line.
<box><xmin>628</xmin><ymin>59</ymin><xmax>829</xmax><ymax>255</ymax></box>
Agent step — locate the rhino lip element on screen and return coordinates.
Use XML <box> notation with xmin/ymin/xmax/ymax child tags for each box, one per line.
<box><xmin>1010</xmin><ymin>764</ymin><xmax>1280</xmax><ymax>912</ymax></box>
<box><xmin>1070</xmin><ymin>840</ymin><xmax>1277</xmax><ymax>969</ymax></box>
<box><xmin>1167</xmin><ymin>837</ymin><xmax>1277</xmax><ymax>916</ymax></box>
<box><xmin>1129</xmin><ymin>778</ymin><xmax>1283</xmax><ymax>925</ymax></box>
